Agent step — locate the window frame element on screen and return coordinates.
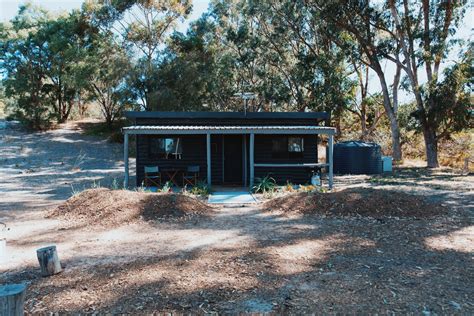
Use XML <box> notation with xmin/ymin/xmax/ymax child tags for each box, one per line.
<box><xmin>271</xmin><ymin>136</ymin><xmax>305</xmax><ymax>159</ymax></box>
<box><xmin>149</xmin><ymin>137</ymin><xmax>183</xmax><ymax>160</ymax></box>
<box><xmin>288</xmin><ymin>137</ymin><xmax>304</xmax><ymax>153</ymax></box>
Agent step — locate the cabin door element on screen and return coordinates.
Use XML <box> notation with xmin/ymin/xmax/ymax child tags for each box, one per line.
<box><xmin>223</xmin><ymin>135</ymin><xmax>243</xmax><ymax>184</ymax></box>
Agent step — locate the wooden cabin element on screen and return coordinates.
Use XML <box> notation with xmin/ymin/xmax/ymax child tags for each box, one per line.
<box><xmin>122</xmin><ymin>111</ymin><xmax>336</xmax><ymax>189</ymax></box>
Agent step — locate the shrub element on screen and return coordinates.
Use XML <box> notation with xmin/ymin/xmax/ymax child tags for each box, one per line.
<box><xmin>189</xmin><ymin>181</ymin><xmax>211</xmax><ymax>196</ymax></box>
<box><xmin>252</xmin><ymin>175</ymin><xmax>276</xmax><ymax>193</ymax></box>
<box><xmin>159</xmin><ymin>181</ymin><xmax>173</xmax><ymax>193</ymax></box>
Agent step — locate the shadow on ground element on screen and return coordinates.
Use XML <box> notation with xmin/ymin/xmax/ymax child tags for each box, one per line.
<box><xmin>3</xmin><ymin>200</ymin><xmax>473</xmax><ymax>314</ymax></box>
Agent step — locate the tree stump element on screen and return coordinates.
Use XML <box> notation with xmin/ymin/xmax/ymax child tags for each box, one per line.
<box><xmin>36</xmin><ymin>245</ymin><xmax>62</xmax><ymax>277</ymax></box>
<box><xmin>0</xmin><ymin>283</ymin><xmax>27</xmax><ymax>316</ymax></box>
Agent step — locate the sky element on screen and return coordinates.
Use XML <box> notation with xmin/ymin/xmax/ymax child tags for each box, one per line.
<box><xmin>1</xmin><ymin>0</ymin><xmax>473</xmax><ymax>104</ymax></box>
<box><xmin>0</xmin><ymin>0</ymin><xmax>211</xmax><ymax>31</ymax></box>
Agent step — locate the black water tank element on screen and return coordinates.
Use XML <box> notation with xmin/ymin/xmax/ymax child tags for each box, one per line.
<box><xmin>333</xmin><ymin>141</ymin><xmax>382</xmax><ymax>174</ymax></box>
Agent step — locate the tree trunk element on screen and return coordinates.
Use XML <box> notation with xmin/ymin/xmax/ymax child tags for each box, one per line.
<box><xmin>388</xmin><ymin>113</ymin><xmax>402</xmax><ymax>161</ymax></box>
<box><xmin>423</xmin><ymin>125</ymin><xmax>439</xmax><ymax>168</ymax></box>
<box><xmin>335</xmin><ymin>115</ymin><xmax>342</xmax><ymax>138</ymax></box>
<box><xmin>374</xmin><ymin>67</ymin><xmax>402</xmax><ymax>161</ymax></box>
<box><xmin>0</xmin><ymin>283</ymin><xmax>27</xmax><ymax>316</ymax></box>
<box><xmin>36</xmin><ymin>246</ymin><xmax>62</xmax><ymax>277</ymax></box>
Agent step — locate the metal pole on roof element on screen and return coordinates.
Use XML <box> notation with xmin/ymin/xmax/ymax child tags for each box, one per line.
<box><xmin>124</xmin><ymin>132</ymin><xmax>129</xmax><ymax>188</ymax></box>
<box><xmin>234</xmin><ymin>92</ymin><xmax>256</xmax><ymax>115</ymax></box>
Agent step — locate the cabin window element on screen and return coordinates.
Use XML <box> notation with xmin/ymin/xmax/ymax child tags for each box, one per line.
<box><xmin>149</xmin><ymin>137</ymin><xmax>182</xmax><ymax>159</ymax></box>
<box><xmin>288</xmin><ymin>137</ymin><xmax>304</xmax><ymax>158</ymax></box>
<box><xmin>288</xmin><ymin>137</ymin><xmax>304</xmax><ymax>152</ymax></box>
<box><xmin>272</xmin><ymin>137</ymin><xmax>304</xmax><ymax>159</ymax></box>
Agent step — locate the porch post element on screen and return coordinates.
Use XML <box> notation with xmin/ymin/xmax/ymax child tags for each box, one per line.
<box><xmin>206</xmin><ymin>133</ymin><xmax>211</xmax><ymax>186</ymax></box>
<box><xmin>249</xmin><ymin>133</ymin><xmax>255</xmax><ymax>189</ymax></box>
<box><xmin>243</xmin><ymin>135</ymin><xmax>247</xmax><ymax>186</ymax></box>
<box><xmin>328</xmin><ymin>133</ymin><xmax>334</xmax><ymax>189</ymax></box>
<box><xmin>124</xmin><ymin>132</ymin><xmax>129</xmax><ymax>189</ymax></box>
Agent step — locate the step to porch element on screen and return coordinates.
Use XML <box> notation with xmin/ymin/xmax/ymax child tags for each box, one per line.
<box><xmin>208</xmin><ymin>191</ymin><xmax>257</xmax><ymax>204</ymax></box>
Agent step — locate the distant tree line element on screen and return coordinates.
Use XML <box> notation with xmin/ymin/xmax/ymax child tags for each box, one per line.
<box><xmin>0</xmin><ymin>0</ymin><xmax>472</xmax><ymax>167</ymax></box>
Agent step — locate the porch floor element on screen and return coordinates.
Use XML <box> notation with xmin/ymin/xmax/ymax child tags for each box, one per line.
<box><xmin>208</xmin><ymin>191</ymin><xmax>257</xmax><ymax>204</ymax></box>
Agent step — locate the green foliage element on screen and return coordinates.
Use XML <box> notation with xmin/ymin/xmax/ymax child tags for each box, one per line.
<box><xmin>85</xmin><ymin>0</ymin><xmax>192</xmax><ymax>110</ymax></box>
<box><xmin>252</xmin><ymin>175</ymin><xmax>276</xmax><ymax>194</ymax></box>
<box><xmin>0</xmin><ymin>5</ymin><xmax>93</xmax><ymax>129</ymax></box>
<box><xmin>159</xmin><ymin>181</ymin><xmax>173</xmax><ymax>193</ymax></box>
<box><xmin>84</xmin><ymin>32</ymin><xmax>136</xmax><ymax>124</ymax></box>
<box><xmin>0</xmin><ymin>0</ymin><xmax>471</xmax><ymax>171</ymax></box>
<box><xmin>189</xmin><ymin>181</ymin><xmax>211</xmax><ymax>196</ymax></box>
<box><xmin>425</xmin><ymin>45</ymin><xmax>474</xmax><ymax>137</ymax></box>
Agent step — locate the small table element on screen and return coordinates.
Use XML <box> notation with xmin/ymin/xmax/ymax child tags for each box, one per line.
<box><xmin>162</xmin><ymin>168</ymin><xmax>182</xmax><ymax>186</ymax></box>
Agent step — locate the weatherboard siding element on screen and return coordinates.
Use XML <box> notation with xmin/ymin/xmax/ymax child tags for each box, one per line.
<box><xmin>136</xmin><ymin>133</ymin><xmax>319</xmax><ymax>186</ymax></box>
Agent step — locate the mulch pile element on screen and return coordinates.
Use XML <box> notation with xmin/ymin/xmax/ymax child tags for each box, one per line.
<box><xmin>48</xmin><ymin>188</ymin><xmax>212</xmax><ymax>227</ymax></box>
<box><xmin>264</xmin><ymin>188</ymin><xmax>444</xmax><ymax>218</ymax></box>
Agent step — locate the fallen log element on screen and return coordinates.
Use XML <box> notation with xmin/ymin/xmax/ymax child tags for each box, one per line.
<box><xmin>36</xmin><ymin>245</ymin><xmax>62</xmax><ymax>277</ymax></box>
<box><xmin>0</xmin><ymin>283</ymin><xmax>27</xmax><ymax>316</ymax></box>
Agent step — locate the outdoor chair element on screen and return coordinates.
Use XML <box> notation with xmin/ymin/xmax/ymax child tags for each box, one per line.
<box><xmin>144</xmin><ymin>166</ymin><xmax>161</xmax><ymax>187</ymax></box>
<box><xmin>183</xmin><ymin>165</ymin><xmax>200</xmax><ymax>186</ymax></box>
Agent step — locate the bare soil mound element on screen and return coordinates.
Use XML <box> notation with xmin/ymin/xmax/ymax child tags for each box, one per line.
<box><xmin>264</xmin><ymin>188</ymin><xmax>444</xmax><ymax>218</ymax></box>
<box><xmin>48</xmin><ymin>188</ymin><xmax>212</xmax><ymax>227</ymax></box>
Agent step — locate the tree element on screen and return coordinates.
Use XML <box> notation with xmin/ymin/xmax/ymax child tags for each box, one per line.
<box><xmin>0</xmin><ymin>5</ymin><xmax>54</xmax><ymax>129</ymax></box>
<box><xmin>203</xmin><ymin>0</ymin><xmax>356</xmax><ymax>115</ymax></box>
<box><xmin>408</xmin><ymin>45</ymin><xmax>473</xmax><ymax>139</ymax></box>
<box><xmin>86</xmin><ymin>0</ymin><xmax>192</xmax><ymax>110</ymax></box>
<box><xmin>150</xmin><ymin>17</ymin><xmax>235</xmax><ymax>111</ymax></box>
<box><xmin>387</xmin><ymin>0</ymin><xmax>469</xmax><ymax>167</ymax></box>
<box><xmin>0</xmin><ymin>4</ymin><xmax>92</xmax><ymax>128</ymax></box>
<box><xmin>346</xmin><ymin>57</ymin><xmax>386</xmax><ymax>140</ymax></box>
<box><xmin>312</xmin><ymin>0</ymin><xmax>404</xmax><ymax>161</ymax></box>
<box><xmin>36</xmin><ymin>11</ymin><xmax>92</xmax><ymax>123</ymax></box>
<box><xmin>85</xmin><ymin>33</ymin><xmax>135</xmax><ymax>125</ymax></box>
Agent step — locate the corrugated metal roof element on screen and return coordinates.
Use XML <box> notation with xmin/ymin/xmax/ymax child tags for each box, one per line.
<box><xmin>124</xmin><ymin>111</ymin><xmax>329</xmax><ymax>120</ymax></box>
<box><xmin>122</xmin><ymin>125</ymin><xmax>336</xmax><ymax>135</ymax></box>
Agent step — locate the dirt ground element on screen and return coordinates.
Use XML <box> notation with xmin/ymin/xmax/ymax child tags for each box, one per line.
<box><xmin>1</xmin><ymin>120</ymin><xmax>473</xmax><ymax>313</ymax></box>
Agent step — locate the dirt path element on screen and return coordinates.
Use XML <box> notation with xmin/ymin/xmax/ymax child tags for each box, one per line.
<box><xmin>1</xmin><ymin>121</ymin><xmax>473</xmax><ymax>313</ymax></box>
<box><xmin>0</xmin><ymin>119</ymin><xmax>134</xmax><ymax>213</ymax></box>
<box><xmin>3</xmin><ymin>199</ymin><xmax>473</xmax><ymax>313</ymax></box>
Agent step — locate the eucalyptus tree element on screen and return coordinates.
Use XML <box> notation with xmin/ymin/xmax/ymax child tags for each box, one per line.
<box><xmin>386</xmin><ymin>0</ymin><xmax>470</xmax><ymax>167</ymax></box>
<box><xmin>209</xmin><ymin>0</ymin><xmax>285</xmax><ymax>111</ymax></box>
<box><xmin>0</xmin><ymin>4</ymin><xmax>90</xmax><ymax>128</ymax></box>
<box><xmin>85</xmin><ymin>0</ymin><xmax>192</xmax><ymax>110</ymax></box>
<box><xmin>311</xmin><ymin>0</ymin><xmax>404</xmax><ymax>161</ymax></box>
<box><xmin>207</xmin><ymin>0</ymin><xmax>356</xmax><ymax>114</ymax></box>
<box><xmin>151</xmin><ymin>16</ymin><xmax>238</xmax><ymax>111</ymax></box>
<box><xmin>36</xmin><ymin>10</ymin><xmax>92</xmax><ymax>123</ymax></box>
<box><xmin>249</xmin><ymin>0</ymin><xmax>356</xmax><ymax>113</ymax></box>
<box><xmin>0</xmin><ymin>5</ymin><xmax>53</xmax><ymax>128</ymax></box>
<box><xmin>83</xmin><ymin>32</ymin><xmax>135</xmax><ymax>125</ymax></box>
<box><xmin>346</xmin><ymin>57</ymin><xmax>386</xmax><ymax>140</ymax></box>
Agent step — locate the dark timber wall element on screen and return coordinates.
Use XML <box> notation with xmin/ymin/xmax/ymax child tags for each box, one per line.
<box><xmin>130</xmin><ymin>112</ymin><xmax>326</xmax><ymax>186</ymax></box>
<box><xmin>135</xmin><ymin>133</ymin><xmax>318</xmax><ymax>186</ymax></box>
<box><xmin>254</xmin><ymin>134</ymin><xmax>318</xmax><ymax>184</ymax></box>
<box><xmin>136</xmin><ymin>134</ymin><xmax>207</xmax><ymax>186</ymax></box>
